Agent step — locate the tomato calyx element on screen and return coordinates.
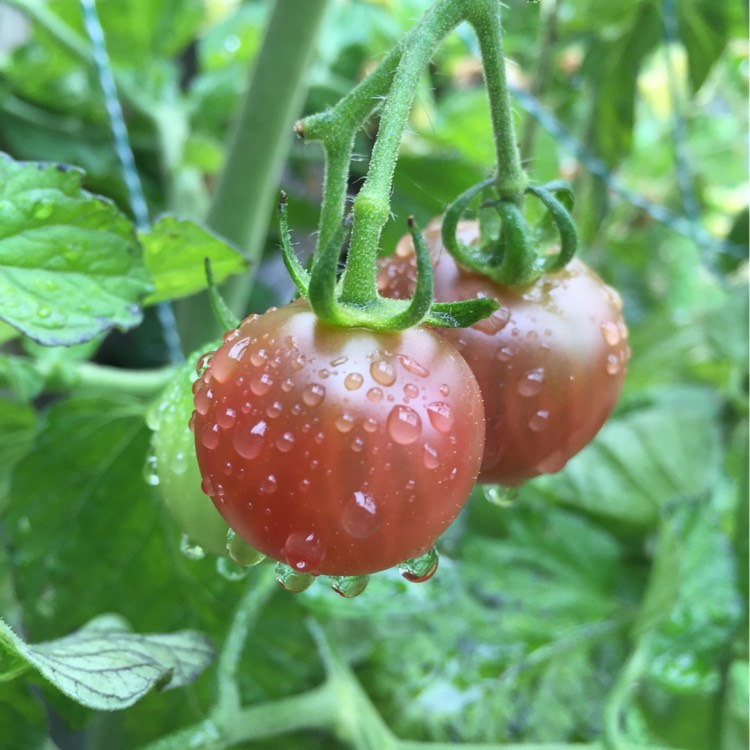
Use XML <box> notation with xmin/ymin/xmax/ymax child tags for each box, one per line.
<box><xmin>278</xmin><ymin>192</ymin><xmax>498</xmax><ymax>331</ymax></box>
<box><xmin>441</xmin><ymin>177</ymin><xmax>579</xmax><ymax>287</ymax></box>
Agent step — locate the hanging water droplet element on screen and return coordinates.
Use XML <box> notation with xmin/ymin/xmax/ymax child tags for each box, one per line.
<box><xmin>143</xmin><ymin>451</ymin><xmax>159</xmax><ymax>486</ymax></box>
<box><xmin>302</xmin><ymin>383</ymin><xmax>326</xmax><ymax>406</ymax></box>
<box><xmin>484</xmin><ymin>485</ymin><xmax>518</xmax><ymax>507</ymax></box>
<box><xmin>232</xmin><ymin>420</ymin><xmax>267</xmax><ymax>459</ymax></box>
<box><xmin>275</xmin><ymin>432</ymin><xmax>295</xmax><ymax>453</ymax></box>
<box><xmin>601</xmin><ymin>320</ymin><xmax>621</xmax><ymax>346</ymax></box>
<box><xmin>249</xmin><ymin>348</ymin><xmax>269</xmax><ymax>366</ymax></box>
<box><xmin>217</xmin><ymin>407</ymin><xmax>237</xmax><ymax>429</ymax></box>
<box><xmin>517</xmin><ymin>368</ymin><xmax>545</xmax><ymax>397</ymax></box>
<box><xmin>250</xmin><ymin>373</ymin><xmax>273</xmax><ymax>395</ymax></box>
<box><xmin>606</xmin><ymin>353</ymin><xmax>621</xmax><ymax>375</ymax></box>
<box><xmin>216</xmin><ymin>557</ymin><xmax>249</xmax><ymax>581</ymax></box>
<box><xmin>386</xmin><ymin>405</ymin><xmax>422</xmax><ymax>445</ymax></box>
<box><xmin>370</xmin><ymin>359</ymin><xmax>396</xmax><ymax>386</ymax></box>
<box><xmin>275</xmin><ymin>562</ymin><xmax>314</xmax><ymax>593</ymax></box>
<box><xmin>398</xmin><ymin>547</ymin><xmax>438</xmax><ymax>583</ymax></box>
<box><xmin>422</xmin><ymin>443</ymin><xmax>439</xmax><ymax>469</ymax></box>
<box><xmin>201</xmin><ymin>423</ymin><xmax>221</xmax><ymax>450</ymax></box>
<box><xmin>342</xmin><ymin>490</ymin><xmax>380</xmax><ymax>538</ymax></box>
<box><xmin>329</xmin><ymin>575</ymin><xmax>370</xmax><ymax>598</ymax></box>
<box><xmin>180</xmin><ymin>534</ymin><xmax>206</xmax><ymax>560</ymax></box>
<box><xmin>194</xmin><ymin>385</ymin><xmax>213</xmax><ymax>416</ymax></box>
<box><xmin>335</xmin><ymin>412</ymin><xmax>355</xmax><ymax>433</ymax></box>
<box><xmin>226</xmin><ymin>529</ymin><xmax>266</xmax><ymax>566</ymax></box>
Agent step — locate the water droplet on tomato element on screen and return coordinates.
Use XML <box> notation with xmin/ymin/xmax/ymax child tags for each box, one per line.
<box><xmin>403</xmin><ymin>383</ymin><xmax>419</xmax><ymax>400</ymax></box>
<box><xmin>422</xmin><ymin>442</ymin><xmax>439</xmax><ymax>469</ymax></box>
<box><xmin>363</xmin><ymin>417</ymin><xmax>378</xmax><ymax>433</ymax></box>
<box><xmin>200</xmin><ymin>476</ymin><xmax>214</xmax><ymax>496</ymax></box>
<box><xmin>330</xmin><ymin>355</ymin><xmax>348</xmax><ymax>366</ymax></box>
<box><xmin>601</xmin><ymin>320</ymin><xmax>621</xmax><ymax>346</ymax></box>
<box><xmin>201</xmin><ymin>423</ymin><xmax>221</xmax><ymax>450</ymax></box>
<box><xmin>351</xmin><ymin>436</ymin><xmax>364</xmax><ymax>452</ymax></box>
<box><xmin>335</xmin><ymin>412</ymin><xmax>356</xmax><ymax>433</ymax></box>
<box><xmin>180</xmin><ymin>534</ymin><xmax>206</xmax><ymax>561</ymax></box>
<box><xmin>370</xmin><ymin>359</ymin><xmax>396</xmax><ymax>386</ymax></box>
<box><xmin>387</xmin><ymin>405</ymin><xmax>422</xmax><ymax>444</ymax></box>
<box><xmin>426</xmin><ymin>402</ymin><xmax>454</xmax><ymax>433</ymax></box>
<box><xmin>475</xmin><ymin>306</ymin><xmax>510</xmax><ymax>334</ymax></box>
<box><xmin>299</xmin><ymin>478</ymin><xmax>311</xmax><ymax>492</ymax></box>
<box><xmin>528</xmin><ymin>409</ymin><xmax>550</xmax><ymax>432</ymax></box>
<box><xmin>226</xmin><ymin>529</ymin><xmax>266</xmax><ymax>566</ymax></box>
<box><xmin>217</xmin><ymin>407</ymin><xmax>237</xmax><ymax>429</ymax></box>
<box><xmin>495</xmin><ymin>345</ymin><xmax>513</xmax><ymax>362</ymax></box>
<box><xmin>345</xmin><ymin>372</ymin><xmax>364</xmax><ymax>390</ymax></box>
<box><xmin>249</xmin><ymin>348</ymin><xmax>268</xmax><ymax>366</ymax></box>
<box><xmin>275</xmin><ymin>562</ymin><xmax>314</xmax><ymax>593</ymax></box>
<box><xmin>232</xmin><ymin>420</ymin><xmax>266</xmax><ymax>459</ymax></box>
<box><xmin>367</xmin><ymin>387</ymin><xmax>384</xmax><ymax>402</ymax></box>
<box><xmin>260</xmin><ymin>474</ymin><xmax>278</xmax><ymax>494</ymax></box>
<box><xmin>329</xmin><ymin>575</ymin><xmax>370</xmax><ymax>598</ymax></box>
<box><xmin>517</xmin><ymin>368</ymin><xmax>545</xmax><ymax>397</ymax></box>
<box><xmin>250</xmin><ymin>373</ymin><xmax>273</xmax><ymax>395</ymax></box>
<box><xmin>398</xmin><ymin>355</ymin><xmax>429</xmax><ymax>377</ymax></box>
<box><xmin>283</xmin><ymin>532</ymin><xmax>324</xmax><ymax>573</ymax></box>
<box><xmin>439</xmin><ymin>383</ymin><xmax>450</xmax><ymax>397</ymax></box>
<box><xmin>405</xmin><ymin>479</ymin><xmax>416</xmax><ymax>490</ymax></box>
<box><xmin>318</xmin><ymin>368</ymin><xmax>330</xmax><ymax>379</ymax></box>
<box><xmin>398</xmin><ymin>547</ymin><xmax>438</xmax><ymax>583</ymax></box>
<box><xmin>604</xmin><ymin>284</ymin><xmax>623</xmax><ymax>312</ymax></box>
<box><xmin>266</xmin><ymin>401</ymin><xmax>283</xmax><ymax>418</ymax></box>
<box><xmin>275</xmin><ymin>432</ymin><xmax>295</xmax><ymax>452</ymax></box>
<box><xmin>216</xmin><ymin>557</ymin><xmax>249</xmax><ymax>581</ymax></box>
<box><xmin>534</xmin><ymin>449</ymin><xmax>567</xmax><ymax>474</ymax></box>
<box><xmin>606</xmin><ymin>353</ymin><xmax>621</xmax><ymax>375</ymax></box>
<box><xmin>617</xmin><ymin>321</ymin><xmax>629</xmax><ymax>340</ymax></box>
<box><xmin>281</xmin><ymin>378</ymin><xmax>294</xmax><ymax>392</ymax></box>
<box><xmin>302</xmin><ymin>383</ymin><xmax>326</xmax><ymax>406</ymax></box>
<box><xmin>196</xmin><ymin>351</ymin><xmax>215</xmax><ymax>376</ymax></box>
<box><xmin>194</xmin><ymin>385</ymin><xmax>213</xmax><ymax>416</ymax></box>
<box><xmin>342</xmin><ymin>490</ymin><xmax>380</xmax><ymax>538</ymax></box>
<box><xmin>291</xmin><ymin>353</ymin><xmax>306</xmax><ymax>370</ymax></box>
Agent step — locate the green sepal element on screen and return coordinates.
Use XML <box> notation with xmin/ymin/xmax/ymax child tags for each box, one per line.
<box><xmin>526</xmin><ymin>184</ymin><xmax>578</xmax><ymax>273</ymax></box>
<box><xmin>307</xmin><ymin>214</ymin><xmax>353</xmax><ymax>326</ymax></box>
<box><xmin>278</xmin><ymin>192</ymin><xmax>311</xmax><ymax>297</ymax></box>
<box><xmin>426</xmin><ymin>297</ymin><xmax>499</xmax><ymax>328</ymax></box>
<box><xmin>204</xmin><ymin>258</ymin><xmax>240</xmax><ymax>332</ymax></box>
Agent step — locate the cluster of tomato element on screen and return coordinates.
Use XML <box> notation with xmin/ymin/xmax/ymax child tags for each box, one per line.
<box><xmin>152</xmin><ymin>220</ymin><xmax>629</xmax><ymax>585</ymax></box>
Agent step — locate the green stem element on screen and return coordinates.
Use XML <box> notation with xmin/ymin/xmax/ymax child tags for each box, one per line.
<box><xmin>464</xmin><ymin>0</ymin><xmax>527</xmax><ymax>201</ymax></box>
<box><xmin>340</xmin><ymin>0</ymin><xmax>464</xmax><ymax>305</ymax></box>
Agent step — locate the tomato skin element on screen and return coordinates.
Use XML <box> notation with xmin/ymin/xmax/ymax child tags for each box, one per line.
<box><xmin>378</xmin><ymin>220</ymin><xmax>630</xmax><ymax>486</ymax></box>
<box><xmin>149</xmin><ymin>356</ymin><xmax>230</xmax><ymax>557</ymax></box>
<box><xmin>192</xmin><ymin>301</ymin><xmax>485</xmax><ymax>576</ymax></box>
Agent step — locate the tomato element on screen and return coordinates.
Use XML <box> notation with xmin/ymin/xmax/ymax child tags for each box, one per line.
<box><xmin>191</xmin><ymin>300</ymin><xmax>485</xmax><ymax>577</ymax></box>
<box><xmin>149</xmin><ymin>355</ymin><xmax>231</xmax><ymax>557</ymax></box>
<box><xmin>378</xmin><ymin>219</ymin><xmax>630</xmax><ymax>486</ymax></box>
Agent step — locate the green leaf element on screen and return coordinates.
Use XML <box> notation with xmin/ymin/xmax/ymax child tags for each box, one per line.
<box><xmin>678</xmin><ymin>0</ymin><xmax>731</xmax><ymax>92</ymax></box>
<box><xmin>0</xmin><ymin>154</ymin><xmax>152</xmax><ymax>346</ymax></box>
<box><xmin>0</xmin><ymin>681</ymin><xmax>49</xmax><ymax>750</ymax></box>
<box><xmin>140</xmin><ymin>216</ymin><xmax>247</xmax><ymax>305</ymax></box>
<box><xmin>0</xmin><ymin>355</ymin><xmax>45</xmax><ymax>403</ymax></box>
<box><xmin>0</xmin><ymin>614</ymin><xmax>214</xmax><ymax>710</ymax></box>
<box><xmin>525</xmin><ymin>387</ymin><xmax>723</xmax><ymax>527</ymax></box>
<box><xmin>0</xmin><ymin>400</ymin><xmax>37</xmax><ymax>512</ymax></box>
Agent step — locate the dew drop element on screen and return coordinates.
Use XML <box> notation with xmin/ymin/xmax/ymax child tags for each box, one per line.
<box><xmin>475</xmin><ymin>306</ymin><xmax>511</xmax><ymax>335</ymax></box>
<box><xmin>226</xmin><ymin>529</ymin><xmax>266</xmax><ymax>566</ymax></box>
<box><xmin>180</xmin><ymin>534</ymin><xmax>206</xmax><ymax>561</ymax></box>
<box><xmin>517</xmin><ymin>368</ymin><xmax>545</xmax><ymax>397</ymax></box>
<box><xmin>200</xmin><ymin>476</ymin><xmax>214</xmax><ymax>496</ymax></box>
<box><xmin>439</xmin><ymin>383</ymin><xmax>450</xmax><ymax>397</ymax></box>
<box><xmin>275</xmin><ymin>562</ymin><xmax>314</xmax><ymax>593</ymax></box>
<box><xmin>232</xmin><ymin>420</ymin><xmax>267</xmax><ymax>459</ymax></box>
<box><xmin>398</xmin><ymin>355</ymin><xmax>429</xmax><ymax>377</ymax></box>
<box><xmin>249</xmin><ymin>348</ymin><xmax>269</xmax><ymax>366</ymax></box>
<box><xmin>302</xmin><ymin>383</ymin><xmax>326</xmax><ymax>407</ymax></box>
<box><xmin>330</xmin><ymin>355</ymin><xmax>348</xmax><ymax>366</ymax></box>
<box><xmin>617</xmin><ymin>321</ymin><xmax>629</xmax><ymax>340</ymax></box>
<box><xmin>318</xmin><ymin>368</ymin><xmax>330</xmax><ymax>379</ymax></box>
<box><xmin>606</xmin><ymin>353</ymin><xmax>621</xmax><ymax>375</ymax></box>
<box><xmin>201</xmin><ymin>423</ymin><xmax>221</xmax><ymax>450</ymax></box>
<box><xmin>143</xmin><ymin>452</ymin><xmax>159</xmax><ymax>486</ymax></box>
<box><xmin>217</xmin><ymin>407</ymin><xmax>237</xmax><ymax>429</ymax></box>
<box><xmin>275</xmin><ymin>432</ymin><xmax>295</xmax><ymax>452</ymax></box>
<box><xmin>291</xmin><ymin>353</ymin><xmax>306</xmax><ymax>370</ymax></box>
<box><xmin>194</xmin><ymin>385</ymin><xmax>213</xmax><ymax>415</ymax></box>
<box><xmin>351</xmin><ymin>436</ymin><xmax>365</xmax><ymax>452</ymax></box>
<box><xmin>260</xmin><ymin>474</ymin><xmax>278</xmax><ymax>494</ymax></box>
<box><xmin>299</xmin><ymin>478</ymin><xmax>311</xmax><ymax>492</ymax></box>
<box><xmin>367</xmin><ymin>387</ymin><xmax>384</xmax><ymax>402</ymax></box>
<box><xmin>484</xmin><ymin>485</ymin><xmax>518</xmax><ymax>507</ymax></box>
<box><xmin>250</xmin><ymin>373</ymin><xmax>273</xmax><ymax>395</ymax></box>
<box><xmin>342</xmin><ymin>490</ymin><xmax>380</xmax><ymax>538</ymax></box>
<box><xmin>494</xmin><ymin>345</ymin><xmax>513</xmax><ymax>362</ymax></box>
<box><xmin>387</xmin><ymin>405</ymin><xmax>422</xmax><ymax>444</ymax></box>
<box><xmin>345</xmin><ymin>372</ymin><xmax>364</xmax><ymax>390</ymax></box>
<box><xmin>423</xmin><ymin>443</ymin><xmax>440</xmax><ymax>469</ymax></box>
<box><xmin>528</xmin><ymin>409</ymin><xmax>550</xmax><ymax>432</ymax></box>
<box><xmin>535</xmin><ymin>449</ymin><xmax>568</xmax><ymax>474</ymax></box>
<box><xmin>363</xmin><ymin>417</ymin><xmax>378</xmax><ymax>433</ymax></box>
<box><xmin>281</xmin><ymin>378</ymin><xmax>294</xmax><ymax>392</ymax></box>
<box><xmin>195</xmin><ymin>351</ymin><xmax>215</xmax><ymax>376</ymax></box>
<box><xmin>426</xmin><ymin>402</ymin><xmax>454</xmax><ymax>434</ymax></box>
<box><xmin>601</xmin><ymin>320</ymin><xmax>621</xmax><ymax>346</ymax></box>
<box><xmin>403</xmin><ymin>383</ymin><xmax>419</xmax><ymax>399</ymax></box>
<box><xmin>399</xmin><ymin>547</ymin><xmax>438</xmax><ymax>583</ymax></box>
<box><xmin>335</xmin><ymin>412</ymin><xmax>356</xmax><ymax>433</ymax></box>
<box><xmin>370</xmin><ymin>359</ymin><xmax>396</xmax><ymax>386</ymax></box>
<box><xmin>266</xmin><ymin>401</ymin><xmax>283</xmax><ymax>418</ymax></box>
<box><xmin>604</xmin><ymin>285</ymin><xmax>623</xmax><ymax>312</ymax></box>
<box><xmin>329</xmin><ymin>575</ymin><xmax>370</xmax><ymax>598</ymax></box>
<box><xmin>216</xmin><ymin>557</ymin><xmax>249</xmax><ymax>581</ymax></box>
<box><xmin>405</xmin><ymin>479</ymin><xmax>416</xmax><ymax>490</ymax></box>
<box><xmin>283</xmin><ymin>531</ymin><xmax>324</xmax><ymax>572</ymax></box>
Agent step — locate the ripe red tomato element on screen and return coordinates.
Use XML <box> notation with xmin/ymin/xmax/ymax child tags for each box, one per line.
<box><xmin>191</xmin><ymin>301</ymin><xmax>485</xmax><ymax>577</ymax></box>
<box><xmin>378</xmin><ymin>219</ymin><xmax>630</xmax><ymax>486</ymax></box>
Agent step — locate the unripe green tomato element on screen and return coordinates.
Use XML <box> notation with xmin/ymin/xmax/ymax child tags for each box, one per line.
<box><xmin>148</xmin><ymin>352</ymin><xmax>230</xmax><ymax>558</ymax></box>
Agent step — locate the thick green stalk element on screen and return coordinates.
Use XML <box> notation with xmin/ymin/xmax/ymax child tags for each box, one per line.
<box><xmin>340</xmin><ymin>0</ymin><xmax>465</xmax><ymax>305</ymax></box>
<box><xmin>176</xmin><ymin>0</ymin><xmax>330</xmax><ymax>350</ymax></box>
<box><xmin>465</xmin><ymin>0</ymin><xmax>527</xmax><ymax>201</ymax></box>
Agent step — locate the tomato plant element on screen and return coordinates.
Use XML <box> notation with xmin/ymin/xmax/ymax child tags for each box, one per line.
<box><xmin>379</xmin><ymin>219</ymin><xmax>630</xmax><ymax>485</ymax></box>
<box><xmin>191</xmin><ymin>301</ymin><xmax>485</xmax><ymax>577</ymax></box>
<box><xmin>148</xmin><ymin>353</ymin><xmax>230</xmax><ymax>558</ymax></box>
